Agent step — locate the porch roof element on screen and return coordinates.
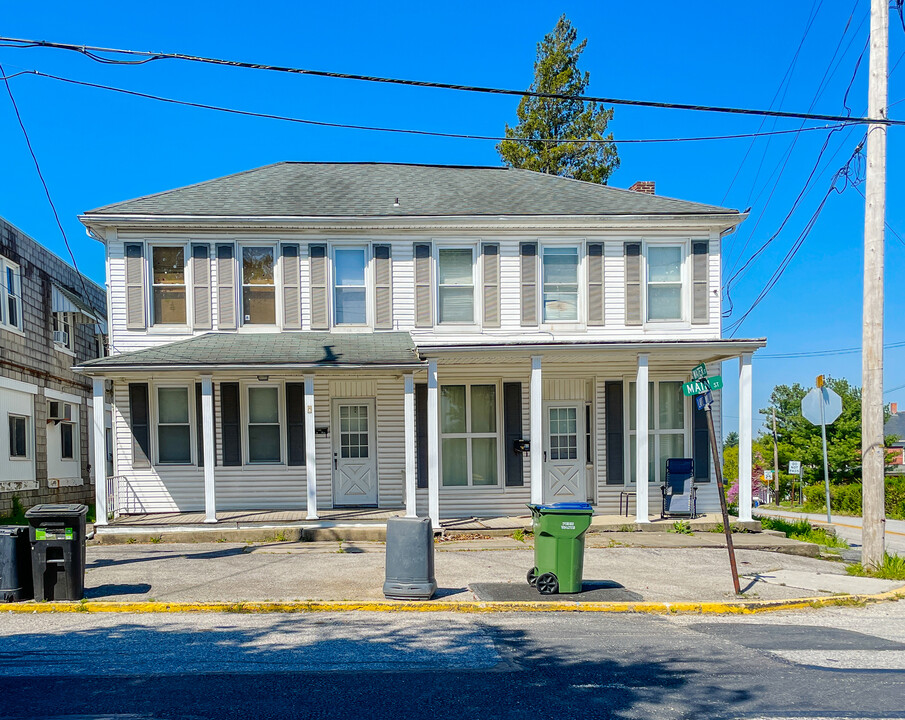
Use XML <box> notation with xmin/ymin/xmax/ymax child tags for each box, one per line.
<box><xmin>76</xmin><ymin>331</ymin><xmax>423</xmax><ymax>373</ymax></box>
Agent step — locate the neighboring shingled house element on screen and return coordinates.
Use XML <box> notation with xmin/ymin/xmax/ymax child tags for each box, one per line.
<box><xmin>76</xmin><ymin>162</ymin><xmax>765</xmax><ymax>529</ymax></box>
<box><xmin>886</xmin><ymin>403</ymin><xmax>905</xmax><ymax>476</ymax></box>
<box><xmin>0</xmin><ymin>216</ymin><xmax>108</xmax><ymax>516</ymax></box>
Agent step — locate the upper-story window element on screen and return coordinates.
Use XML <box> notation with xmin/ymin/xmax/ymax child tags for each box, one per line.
<box><xmin>437</xmin><ymin>248</ymin><xmax>475</xmax><ymax>324</ymax></box>
<box><xmin>333</xmin><ymin>247</ymin><xmax>367</xmax><ymax>325</ymax></box>
<box><xmin>646</xmin><ymin>245</ymin><xmax>683</xmax><ymax>321</ymax></box>
<box><xmin>542</xmin><ymin>246</ymin><xmax>579</xmax><ymax>322</ymax></box>
<box><xmin>52</xmin><ymin>312</ymin><xmax>74</xmax><ymax>351</ymax></box>
<box><xmin>0</xmin><ymin>257</ymin><xmax>22</xmax><ymax>332</ymax></box>
<box><xmin>242</xmin><ymin>246</ymin><xmax>276</xmax><ymax>325</ymax></box>
<box><xmin>151</xmin><ymin>246</ymin><xmax>187</xmax><ymax>325</ymax></box>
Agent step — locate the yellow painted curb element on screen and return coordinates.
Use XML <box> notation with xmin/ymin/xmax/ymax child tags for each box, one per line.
<box><xmin>3</xmin><ymin>586</ymin><xmax>903</xmax><ymax>615</ymax></box>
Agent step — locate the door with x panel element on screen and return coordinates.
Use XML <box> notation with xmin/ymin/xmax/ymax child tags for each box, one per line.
<box><xmin>332</xmin><ymin>399</ymin><xmax>378</xmax><ymax>507</ymax></box>
<box><xmin>543</xmin><ymin>403</ymin><xmax>586</xmax><ymax>503</ymax></box>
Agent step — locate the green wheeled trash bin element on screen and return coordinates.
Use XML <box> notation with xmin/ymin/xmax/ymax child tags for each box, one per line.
<box><xmin>25</xmin><ymin>504</ymin><xmax>88</xmax><ymax>601</ymax></box>
<box><xmin>527</xmin><ymin>503</ymin><xmax>594</xmax><ymax>595</ymax></box>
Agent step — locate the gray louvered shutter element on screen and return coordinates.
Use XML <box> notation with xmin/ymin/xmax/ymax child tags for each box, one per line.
<box><xmin>191</xmin><ymin>243</ymin><xmax>212</xmax><ymax>330</ymax></box>
<box><xmin>520</xmin><ymin>242</ymin><xmax>538</xmax><ymax>326</ymax></box>
<box><xmin>587</xmin><ymin>242</ymin><xmax>604</xmax><ymax>326</ymax></box>
<box><xmin>374</xmin><ymin>244</ymin><xmax>393</xmax><ymax>329</ymax></box>
<box><xmin>124</xmin><ymin>243</ymin><xmax>146</xmax><ymax>330</ymax></box>
<box><xmin>482</xmin><ymin>243</ymin><xmax>500</xmax><ymax>328</ymax></box>
<box><xmin>605</xmin><ymin>382</ymin><xmax>624</xmax><ymax>485</ymax></box>
<box><xmin>282</xmin><ymin>244</ymin><xmax>301</xmax><ymax>330</ymax></box>
<box><xmin>413</xmin><ymin>242</ymin><xmax>432</xmax><ymax>328</ymax></box>
<box><xmin>624</xmin><ymin>242</ymin><xmax>642</xmax><ymax>326</ymax></box>
<box><xmin>128</xmin><ymin>383</ymin><xmax>150</xmax><ymax>468</ymax></box>
<box><xmin>216</xmin><ymin>244</ymin><xmax>237</xmax><ymax>330</ymax></box>
<box><xmin>692</xmin><ymin>241</ymin><xmax>710</xmax><ymax>324</ymax></box>
<box><xmin>309</xmin><ymin>244</ymin><xmax>329</xmax><ymax>330</ymax></box>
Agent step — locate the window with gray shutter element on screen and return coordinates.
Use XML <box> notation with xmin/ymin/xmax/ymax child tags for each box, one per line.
<box><xmin>503</xmin><ymin>382</ymin><xmax>523</xmax><ymax>487</ymax></box>
<box><xmin>413</xmin><ymin>242</ymin><xmax>432</xmax><ymax>328</ymax></box>
<box><xmin>692</xmin><ymin>241</ymin><xmax>709</xmax><ymax>324</ymax></box>
<box><xmin>220</xmin><ymin>382</ymin><xmax>242</xmax><ymax>466</ymax></box>
<box><xmin>309</xmin><ymin>244</ymin><xmax>329</xmax><ymax>330</ymax></box>
<box><xmin>282</xmin><ymin>244</ymin><xmax>302</xmax><ymax>330</ymax></box>
<box><xmin>415</xmin><ymin>383</ymin><xmax>428</xmax><ymax>489</ymax></box>
<box><xmin>286</xmin><ymin>382</ymin><xmax>306</xmax><ymax>466</ymax></box>
<box><xmin>605</xmin><ymin>382</ymin><xmax>623</xmax><ymax>485</ymax></box>
<box><xmin>124</xmin><ymin>243</ymin><xmax>146</xmax><ymax>331</ymax></box>
<box><xmin>192</xmin><ymin>244</ymin><xmax>212</xmax><ymax>330</ymax></box>
<box><xmin>520</xmin><ymin>242</ymin><xmax>538</xmax><ymax>326</ymax></box>
<box><xmin>128</xmin><ymin>383</ymin><xmax>150</xmax><ymax>468</ymax></box>
<box><xmin>587</xmin><ymin>242</ymin><xmax>604</xmax><ymax>326</ymax></box>
<box><xmin>374</xmin><ymin>244</ymin><xmax>393</xmax><ymax>329</ymax></box>
<box><xmin>624</xmin><ymin>242</ymin><xmax>642</xmax><ymax>326</ymax></box>
<box><xmin>216</xmin><ymin>244</ymin><xmax>237</xmax><ymax>330</ymax></box>
<box><xmin>482</xmin><ymin>243</ymin><xmax>500</xmax><ymax>328</ymax></box>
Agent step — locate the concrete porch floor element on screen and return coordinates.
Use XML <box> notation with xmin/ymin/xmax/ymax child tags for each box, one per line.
<box><xmin>94</xmin><ymin>509</ymin><xmax>761</xmax><ymax>543</ymax></box>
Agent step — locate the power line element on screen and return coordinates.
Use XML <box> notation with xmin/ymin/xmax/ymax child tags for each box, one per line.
<box><xmin>0</xmin><ymin>62</ymin><xmax>101</xmax><ymax>318</ymax></box>
<box><xmin>0</xmin><ymin>68</ymin><xmax>852</xmax><ymax>147</ymax></box>
<box><xmin>1</xmin><ymin>35</ymin><xmax>904</xmax><ymax>126</ymax></box>
<box><xmin>851</xmin><ymin>183</ymin><xmax>905</xmax><ymax>249</ymax></box>
<box><xmin>760</xmin><ymin>339</ymin><xmax>905</xmax><ymax>358</ymax></box>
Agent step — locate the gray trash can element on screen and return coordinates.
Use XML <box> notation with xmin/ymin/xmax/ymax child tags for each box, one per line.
<box><xmin>383</xmin><ymin>516</ymin><xmax>437</xmax><ymax>600</ymax></box>
<box><xmin>0</xmin><ymin>526</ymin><xmax>33</xmax><ymax>602</ymax></box>
<box><xmin>26</xmin><ymin>504</ymin><xmax>88</xmax><ymax>601</ymax></box>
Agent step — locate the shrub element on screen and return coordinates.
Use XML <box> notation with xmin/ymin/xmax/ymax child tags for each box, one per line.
<box><xmin>802</xmin><ymin>477</ymin><xmax>905</xmax><ymax>520</ymax></box>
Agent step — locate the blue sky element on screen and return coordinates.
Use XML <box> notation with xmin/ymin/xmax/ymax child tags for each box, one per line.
<box><xmin>1</xmin><ymin>0</ymin><xmax>903</xmax><ymax>437</ymax></box>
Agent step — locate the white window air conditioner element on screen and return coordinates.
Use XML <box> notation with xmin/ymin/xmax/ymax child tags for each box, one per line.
<box><xmin>53</xmin><ymin>330</ymin><xmax>69</xmax><ymax>346</ymax></box>
<box><xmin>47</xmin><ymin>401</ymin><xmax>72</xmax><ymax>422</ymax></box>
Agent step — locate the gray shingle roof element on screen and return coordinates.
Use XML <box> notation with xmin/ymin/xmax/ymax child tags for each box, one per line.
<box><xmin>886</xmin><ymin>412</ymin><xmax>905</xmax><ymax>445</ymax></box>
<box><xmin>78</xmin><ymin>332</ymin><xmax>421</xmax><ymax>370</ymax></box>
<box><xmin>84</xmin><ymin>162</ymin><xmax>735</xmax><ymax>218</ymax></box>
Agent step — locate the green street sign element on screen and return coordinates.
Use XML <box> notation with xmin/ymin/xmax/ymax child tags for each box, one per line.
<box><xmin>682</xmin><ymin>380</ymin><xmax>709</xmax><ymax>396</ymax></box>
<box><xmin>691</xmin><ymin>363</ymin><xmax>708</xmax><ymax>381</ymax></box>
<box><xmin>708</xmin><ymin>375</ymin><xmax>724</xmax><ymax>390</ymax></box>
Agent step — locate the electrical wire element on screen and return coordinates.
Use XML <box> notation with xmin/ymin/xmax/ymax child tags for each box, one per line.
<box><xmin>0</xmin><ymin>62</ymin><xmax>102</xmax><ymax>318</ymax></box>
<box><xmin>0</xmin><ymin>35</ymin><xmax>903</xmax><ymax>126</ymax></box>
<box><xmin>760</xmin><ymin>340</ymin><xmax>905</xmax><ymax>359</ymax></box>
<box><xmin>0</xmin><ymin>68</ymin><xmax>852</xmax><ymax>147</ymax></box>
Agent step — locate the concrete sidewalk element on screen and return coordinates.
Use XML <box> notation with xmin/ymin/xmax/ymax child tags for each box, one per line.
<box><xmin>77</xmin><ymin>535</ymin><xmax>904</xmax><ymax>606</ymax></box>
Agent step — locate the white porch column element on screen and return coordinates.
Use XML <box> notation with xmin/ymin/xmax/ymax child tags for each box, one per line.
<box><xmin>305</xmin><ymin>374</ymin><xmax>319</xmax><ymax>520</ymax></box>
<box><xmin>635</xmin><ymin>354</ymin><xmax>650</xmax><ymax>523</ymax></box>
<box><xmin>201</xmin><ymin>375</ymin><xmax>217</xmax><ymax>523</ymax></box>
<box><xmin>92</xmin><ymin>377</ymin><xmax>107</xmax><ymax>526</ymax></box>
<box><xmin>404</xmin><ymin>373</ymin><xmax>417</xmax><ymax>517</ymax></box>
<box><xmin>738</xmin><ymin>353</ymin><xmax>754</xmax><ymax>522</ymax></box>
<box><xmin>427</xmin><ymin>359</ymin><xmax>440</xmax><ymax>528</ymax></box>
<box><xmin>530</xmin><ymin>355</ymin><xmax>543</xmax><ymax>505</ymax></box>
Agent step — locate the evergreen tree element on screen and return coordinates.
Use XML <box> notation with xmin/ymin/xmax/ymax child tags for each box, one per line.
<box><xmin>497</xmin><ymin>15</ymin><xmax>619</xmax><ymax>184</ymax></box>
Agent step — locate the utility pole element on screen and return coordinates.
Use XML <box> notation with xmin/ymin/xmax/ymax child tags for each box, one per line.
<box><xmin>769</xmin><ymin>409</ymin><xmax>779</xmax><ymax>500</ymax></box>
<box><xmin>862</xmin><ymin>0</ymin><xmax>887</xmax><ymax>569</ymax></box>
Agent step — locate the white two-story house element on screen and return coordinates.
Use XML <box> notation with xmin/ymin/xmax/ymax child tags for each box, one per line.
<box><xmin>77</xmin><ymin>162</ymin><xmax>764</xmax><ymax>528</ymax></box>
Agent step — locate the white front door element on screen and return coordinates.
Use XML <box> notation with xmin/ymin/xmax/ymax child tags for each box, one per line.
<box><xmin>543</xmin><ymin>403</ymin><xmax>585</xmax><ymax>503</ymax></box>
<box><xmin>332</xmin><ymin>399</ymin><xmax>378</xmax><ymax>507</ymax></box>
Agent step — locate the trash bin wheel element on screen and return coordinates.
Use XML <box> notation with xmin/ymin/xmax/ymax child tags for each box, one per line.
<box><xmin>536</xmin><ymin>572</ymin><xmax>559</xmax><ymax>595</ymax></box>
<box><xmin>527</xmin><ymin>567</ymin><xmax>538</xmax><ymax>587</ymax></box>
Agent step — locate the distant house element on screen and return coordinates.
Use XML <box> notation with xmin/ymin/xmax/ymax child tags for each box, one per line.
<box><xmin>886</xmin><ymin>402</ymin><xmax>905</xmax><ymax>476</ymax></box>
<box><xmin>76</xmin><ymin>162</ymin><xmax>765</xmax><ymax>527</ymax></box>
<box><xmin>0</xmin><ymin>217</ymin><xmax>108</xmax><ymax>516</ymax></box>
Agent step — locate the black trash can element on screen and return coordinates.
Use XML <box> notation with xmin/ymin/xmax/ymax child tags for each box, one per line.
<box><xmin>26</xmin><ymin>504</ymin><xmax>88</xmax><ymax>601</ymax></box>
<box><xmin>0</xmin><ymin>526</ymin><xmax>33</xmax><ymax>602</ymax></box>
<box><xmin>383</xmin><ymin>516</ymin><xmax>437</xmax><ymax>600</ymax></box>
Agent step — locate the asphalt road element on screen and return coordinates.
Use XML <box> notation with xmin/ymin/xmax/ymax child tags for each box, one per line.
<box><xmin>0</xmin><ymin>603</ymin><xmax>903</xmax><ymax>720</ymax></box>
<box><xmin>757</xmin><ymin>507</ymin><xmax>905</xmax><ymax>557</ymax></box>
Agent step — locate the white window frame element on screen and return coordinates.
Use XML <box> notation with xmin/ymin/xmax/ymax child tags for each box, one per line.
<box><xmin>153</xmin><ymin>383</ymin><xmax>194</xmax><ymax>466</ymax></box>
<box><xmin>332</xmin><ymin>244</ymin><xmax>370</xmax><ymax>327</ymax></box>
<box><xmin>434</xmin><ymin>243</ymin><xmax>479</xmax><ymax>327</ymax></box>
<box><xmin>148</xmin><ymin>242</ymin><xmax>191</xmax><ymax>328</ymax></box>
<box><xmin>0</xmin><ymin>257</ymin><xmax>23</xmax><ymax>333</ymax></box>
<box><xmin>244</xmin><ymin>382</ymin><xmax>284</xmax><ymax>465</ymax></box>
<box><xmin>239</xmin><ymin>242</ymin><xmax>280</xmax><ymax>328</ymax></box>
<box><xmin>438</xmin><ymin>380</ymin><xmax>502</xmax><ymax>489</ymax></box>
<box><xmin>541</xmin><ymin>244</ymin><xmax>582</xmax><ymax>324</ymax></box>
<box><xmin>59</xmin><ymin>419</ymin><xmax>77</xmax><ymax>461</ymax></box>
<box><xmin>52</xmin><ymin>311</ymin><xmax>75</xmax><ymax>353</ymax></box>
<box><xmin>643</xmin><ymin>241</ymin><xmax>689</xmax><ymax>325</ymax></box>
<box><xmin>623</xmin><ymin>377</ymin><xmax>691</xmax><ymax>486</ymax></box>
<box><xmin>8</xmin><ymin>413</ymin><xmax>30</xmax><ymax>460</ymax></box>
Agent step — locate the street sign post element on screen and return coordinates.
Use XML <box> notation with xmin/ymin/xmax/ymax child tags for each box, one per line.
<box><xmin>801</xmin><ymin>383</ymin><xmax>843</xmax><ymax>524</ymax></box>
<box><xmin>686</xmin><ymin>362</ymin><xmax>740</xmax><ymax>594</ymax></box>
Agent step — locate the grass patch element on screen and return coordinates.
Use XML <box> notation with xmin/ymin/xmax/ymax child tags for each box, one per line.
<box><xmin>0</xmin><ymin>500</ymin><xmax>96</xmax><ymax>525</ymax></box>
<box><xmin>618</xmin><ymin>524</ymin><xmax>635</xmax><ymax>533</ymax></box>
<box><xmin>669</xmin><ymin>520</ymin><xmax>693</xmax><ymax>535</ymax></box>
<box><xmin>757</xmin><ymin>515</ymin><xmax>848</xmax><ymax>548</ymax></box>
<box><xmin>511</xmin><ymin>528</ymin><xmax>533</xmax><ymax>543</ymax></box>
<box><xmin>846</xmin><ymin>553</ymin><xmax>905</xmax><ymax>581</ymax></box>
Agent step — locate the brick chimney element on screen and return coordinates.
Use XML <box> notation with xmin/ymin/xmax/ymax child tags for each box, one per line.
<box><xmin>892</xmin><ymin>402</ymin><xmax>899</xmax><ymax>414</ymax></box>
<box><xmin>629</xmin><ymin>181</ymin><xmax>656</xmax><ymax>194</ymax></box>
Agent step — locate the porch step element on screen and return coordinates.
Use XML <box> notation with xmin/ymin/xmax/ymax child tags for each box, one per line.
<box><xmin>92</xmin><ymin>523</ymin><xmax>390</xmax><ymax>545</ymax></box>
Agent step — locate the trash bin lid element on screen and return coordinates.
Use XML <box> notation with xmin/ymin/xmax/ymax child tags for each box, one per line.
<box><xmin>0</xmin><ymin>525</ymin><xmax>29</xmax><ymax>536</ymax></box>
<box><xmin>24</xmin><ymin>504</ymin><xmax>88</xmax><ymax>518</ymax></box>
<box><xmin>535</xmin><ymin>502</ymin><xmax>593</xmax><ymax>512</ymax></box>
